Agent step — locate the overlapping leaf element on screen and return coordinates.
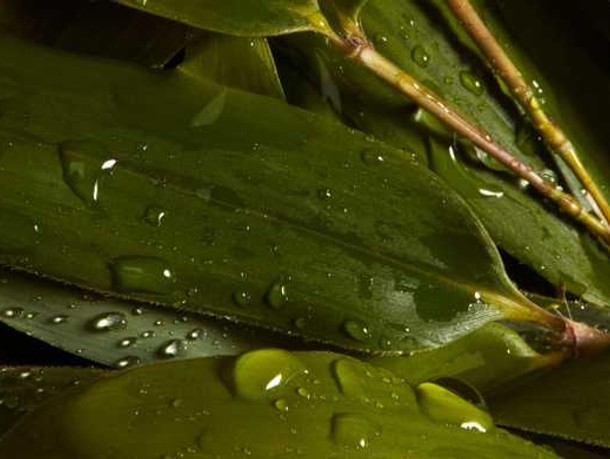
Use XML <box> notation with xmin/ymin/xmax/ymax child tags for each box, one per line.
<box><xmin>0</xmin><ymin>33</ymin><xmax>561</xmax><ymax>354</ymax></box>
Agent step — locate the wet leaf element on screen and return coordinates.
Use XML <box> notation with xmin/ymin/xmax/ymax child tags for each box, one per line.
<box><xmin>0</xmin><ymin>366</ymin><xmax>103</xmax><ymax>436</ymax></box>
<box><xmin>0</xmin><ymin>351</ymin><xmax>558</xmax><ymax>458</ymax></box>
<box><xmin>0</xmin><ymin>33</ymin><xmax>560</xmax><ymax>354</ymax></box>
<box><xmin>278</xmin><ymin>0</ymin><xmax>610</xmax><ymax>306</ymax></box>
<box><xmin>489</xmin><ymin>350</ymin><xmax>610</xmax><ymax>448</ymax></box>
<box><xmin>0</xmin><ymin>270</ymin><xmax>281</xmax><ymax>367</ymax></box>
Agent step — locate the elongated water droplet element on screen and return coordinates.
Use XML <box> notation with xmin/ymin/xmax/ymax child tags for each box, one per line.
<box><xmin>58</xmin><ymin>140</ymin><xmax>116</xmax><ymax>206</ymax></box>
<box><xmin>331</xmin><ymin>413</ymin><xmax>379</xmax><ymax>449</ymax></box>
<box><xmin>186</xmin><ymin>328</ymin><xmax>206</xmax><ymax>341</ymax></box>
<box><xmin>118</xmin><ymin>337</ymin><xmax>137</xmax><ymax>348</ymax></box>
<box><xmin>49</xmin><ymin>315</ymin><xmax>69</xmax><ymax>324</ymax></box>
<box><xmin>332</xmin><ymin>359</ymin><xmax>365</xmax><ymax>397</ymax></box>
<box><xmin>459</xmin><ymin>71</ymin><xmax>484</xmax><ymax>95</ymax></box>
<box><xmin>158</xmin><ymin>339</ymin><xmax>186</xmax><ymax>359</ymax></box>
<box><xmin>0</xmin><ymin>208</ymin><xmax>40</xmax><ymax>253</ymax></box>
<box><xmin>1</xmin><ymin>307</ymin><xmax>24</xmax><ymax>319</ymax></box>
<box><xmin>90</xmin><ymin>312</ymin><xmax>128</xmax><ymax>332</ymax></box>
<box><xmin>233</xmin><ymin>349</ymin><xmax>307</xmax><ymax>401</ymax></box>
<box><xmin>431</xmin><ymin>377</ymin><xmax>487</xmax><ymax>410</ymax></box>
<box><xmin>191</xmin><ymin>89</ymin><xmax>227</xmax><ymax>127</ymax></box>
<box><xmin>411</xmin><ymin>46</ymin><xmax>430</xmax><ymax>68</ymax></box>
<box><xmin>266</xmin><ymin>281</ymin><xmax>288</xmax><ymax>310</ymax></box>
<box><xmin>274</xmin><ymin>399</ymin><xmax>290</xmax><ymax>412</ymax></box>
<box><xmin>343</xmin><ymin>319</ymin><xmax>371</xmax><ymax>342</ymax></box>
<box><xmin>478</xmin><ymin>187</ymin><xmax>504</xmax><ymax>198</ymax></box>
<box><xmin>110</xmin><ymin>256</ymin><xmax>174</xmax><ymax>294</ymax></box>
<box><xmin>143</xmin><ymin>206</ymin><xmax>166</xmax><ymax>227</ymax></box>
<box><xmin>115</xmin><ymin>356</ymin><xmax>141</xmax><ymax>369</ymax></box>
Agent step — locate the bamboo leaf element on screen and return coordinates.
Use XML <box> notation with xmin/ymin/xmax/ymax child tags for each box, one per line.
<box><xmin>0</xmin><ymin>351</ymin><xmax>558</xmax><ymax>458</ymax></box>
<box><xmin>278</xmin><ymin>0</ymin><xmax>610</xmax><ymax>306</ymax></box>
<box><xmin>489</xmin><ymin>350</ymin><xmax>610</xmax><ymax>448</ymax></box>
<box><xmin>0</xmin><ymin>33</ymin><xmax>562</xmax><ymax>354</ymax></box>
<box><xmin>0</xmin><ymin>270</ymin><xmax>281</xmax><ymax>367</ymax></box>
<box><xmin>114</xmin><ymin>0</ymin><xmax>331</xmax><ymax>36</ymax></box>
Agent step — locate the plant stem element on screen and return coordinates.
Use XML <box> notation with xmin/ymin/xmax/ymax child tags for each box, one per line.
<box><xmin>325</xmin><ymin>33</ymin><xmax>610</xmax><ymax>246</ymax></box>
<box><xmin>446</xmin><ymin>0</ymin><xmax>610</xmax><ymax>226</ymax></box>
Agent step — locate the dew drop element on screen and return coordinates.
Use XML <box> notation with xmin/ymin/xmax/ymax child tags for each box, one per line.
<box><xmin>232</xmin><ymin>288</ymin><xmax>252</xmax><ymax>308</ymax></box>
<box><xmin>186</xmin><ymin>328</ymin><xmax>206</xmax><ymax>341</ymax></box>
<box><xmin>49</xmin><ymin>315</ymin><xmax>69</xmax><ymax>324</ymax></box>
<box><xmin>1</xmin><ymin>307</ymin><xmax>24</xmax><ymax>319</ymax></box>
<box><xmin>459</xmin><ymin>71</ymin><xmax>484</xmax><ymax>95</ymax></box>
<box><xmin>317</xmin><ymin>188</ymin><xmax>333</xmax><ymax>200</ymax></box>
<box><xmin>331</xmin><ymin>359</ymin><xmax>365</xmax><ymax>397</ymax></box>
<box><xmin>411</xmin><ymin>46</ymin><xmax>430</xmax><ymax>68</ymax></box>
<box><xmin>89</xmin><ymin>312</ymin><xmax>128</xmax><ymax>332</ymax></box>
<box><xmin>538</xmin><ymin>168</ymin><xmax>558</xmax><ymax>184</ymax></box>
<box><xmin>110</xmin><ymin>256</ymin><xmax>174</xmax><ymax>294</ymax></box>
<box><xmin>343</xmin><ymin>319</ymin><xmax>371</xmax><ymax>342</ymax></box>
<box><xmin>297</xmin><ymin>387</ymin><xmax>311</xmax><ymax>399</ymax></box>
<box><xmin>233</xmin><ymin>349</ymin><xmax>307</xmax><ymax>401</ymax></box>
<box><xmin>274</xmin><ymin>399</ymin><xmax>290</xmax><ymax>412</ymax></box>
<box><xmin>143</xmin><ymin>206</ymin><xmax>167</xmax><ymax>227</ymax></box>
<box><xmin>118</xmin><ymin>337</ymin><xmax>137</xmax><ymax>348</ymax></box>
<box><xmin>331</xmin><ymin>413</ymin><xmax>379</xmax><ymax>449</ymax></box>
<box><xmin>360</xmin><ymin>149</ymin><xmax>385</xmax><ymax>165</ymax></box>
<box><xmin>478</xmin><ymin>187</ymin><xmax>504</xmax><ymax>198</ymax></box>
<box><xmin>266</xmin><ymin>281</ymin><xmax>288</xmax><ymax>310</ymax></box>
<box><xmin>157</xmin><ymin>339</ymin><xmax>186</xmax><ymax>359</ymax></box>
<box><xmin>115</xmin><ymin>356</ymin><xmax>141</xmax><ymax>369</ymax></box>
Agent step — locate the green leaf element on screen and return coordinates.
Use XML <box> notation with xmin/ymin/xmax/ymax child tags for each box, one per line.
<box><xmin>489</xmin><ymin>350</ymin><xmax>610</xmax><ymax>448</ymax></box>
<box><xmin>279</xmin><ymin>0</ymin><xmax>610</xmax><ymax>306</ymax></box>
<box><xmin>0</xmin><ymin>366</ymin><xmax>103</xmax><ymax>436</ymax></box>
<box><xmin>0</xmin><ymin>270</ymin><xmax>280</xmax><ymax>367</ymax></box>
<box><xmin>368</xmin><ymin>322</ymin><xmax>563</xmax><ymax>394</ymax></box>
<box><xmin>0</xmin><ymin>33</ymin><xmax>559</xmax><ymax>354</ymax></box>
<box><xmin>0</xmin><ymin>350</ymin><xmax>558</xmax><ymax>458</ymax></box>
<box><xmin>114</xmin><ymin>0</ymin><xmax>331</xmax><ymax>36</ymax></box>
<box><xmin>0</xmin><ymin>0</ymin><xmax>195</xmax><ymax>68</ymax></box>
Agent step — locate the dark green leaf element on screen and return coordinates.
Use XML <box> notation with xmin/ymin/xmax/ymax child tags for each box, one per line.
<box><xmin>0</xmin><ymin>350</ymin><xmax>558</xmax><ymax>458</ymax></box>
<box><xmin>0</xmin><ymin>33</ymin><xmax>559</xmax><ymax>354</ymax></box>
<box><xmin>0</xmin><ymin>270</ymin><xmax>280</xmax><ymax>367</ymax></box>
<box><xmin>489</xmin><ymin>350</ymin><xmax>610</xmax><ymax>448</ymax></box>
<box><xmin>114</xmin><ymin>0</ymin><xmax>330</xmax><ymax>36</ymax></box>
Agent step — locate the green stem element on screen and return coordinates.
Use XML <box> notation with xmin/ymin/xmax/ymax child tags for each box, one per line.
<box><xmin>446</xmin><ymin>0</ymin><xmax>610</xmax><ymax>226</ymax></box>
<box><xmin>325</xmin><ymin>33</ymin><xmax>610</xmax><ymax>246</ymax></box>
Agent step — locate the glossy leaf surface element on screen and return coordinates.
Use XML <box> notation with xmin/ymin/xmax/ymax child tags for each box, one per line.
<box><xmin>0</xmin><ymin>34</ymin><xmax>556</xmax><ymax>353</ymax></box>
<box><xmin>278</xmin><ymin>0</ymin><xmax>610</xmax><ymax>306</ymax></box>
<box><xmin>0</xmin><ymin>351</ymin><xmax>558</xmax><ymax>458</ymax></box>
<box><xmin>489</xmin><ymin>350</ymin><xmax>610</xmax><ymax>448</ymax></box>
<box><xmin>0</xmin><ymin>270</ymin><xmax>279</xmax><ymax>367</ymax></box>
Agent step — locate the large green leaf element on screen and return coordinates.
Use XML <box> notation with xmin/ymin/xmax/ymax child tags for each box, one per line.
<box><xmin>278</xmin><ymin>0</ymin><xmax>610</xmax><ymax>307</ymax></box>
<box><xmin>0</xmin><ymin>33</ymin><xmax>561</xmax><ymax>354</ymax></box>
<box><xmin>114</xmin><ymin>0</ymin><xmax>329</xmax><ymax>36</ymax></box>
<box><xmin>489</xmin><ymin>350</ymin><xmax>610</xmax><ymax>448</ymax></box>
<box><xmin>0</xmin><ymin>270</ymin><xmax>281</xmax><ymax>367</ymax></box>
<box><xmin>0</xmin><ymin>350</ymin><xmax>558</xmax><ymax>458</ymax></box>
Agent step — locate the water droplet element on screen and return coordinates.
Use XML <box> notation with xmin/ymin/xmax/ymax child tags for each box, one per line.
<box><xmin>431</xmin><ymin>377</ymin><xmax>487</xmax><ymax>410</ymax></box>
<box><xmin>143</xmin><ymin>206</ymin><xmax>166</xmax><ymax>227</ymax></box>
<box><xmin>157</xmin><ymin>339</ymin><xmax>186</xmax><ymax>359</ymax></box>
<box><xmin>266</xmin><ymin>281</ymin><xmax>288</xmax><ymax>310</ymax></box>
<box><xmin>232</xmin><ymin>288</ymin><xmax>252</xmax><ymax>308</ymax></box>
<box><xmin>538</xmin><ymin>168</ymin><xmax>558</xmax><ymax>184</ymax></box>
<box><xmin>233</xmin><ymin>349</ymin><xmax>308</xmax><ymax>401</ymax></box>
<box><xmin>58</xmin><ymin>140</ymin><xmax>116</xmax><ymax>206</ymax></box>
<box><xmin>274</xmin><ymin>399</ymin><xmax>290</xmax><ymax>411</ymax></box>
<box><xmin>317</xmin><ymin>188</ymin><xmax>333</xmax><ymax>200</ymax></box>
<box><xmin>89</xmin><ymin>312</ymin><xmax>128</xmax><ymax>332</ymax></box>
<box><xmin>49</xmin><ymin>315</ymin><xmax>69</xmax><ymax>324</ymax></box>
<box><xmin>343</xmin><ymin>319</ymin><xmax>371</xmax><ymax>342</ymax></box>
<box><xmin>411</xmin><ymin>46</ymin><xmax>430</xmax><ymax>68</ymax></box>
<box><xmin>140</xmin><ymin>330</ymin><xmax>155</xmax><ymax>339</ymax></box>
<box><xmin>331</xmin><ymin>413</ymin><xmax>379</xmax><ymax>449</ymax></box>
<box><xmin>118</xmin><ymin>337</ymin><xmax>137</xmax><ymax>348</ymax></box>
<box><xmin>0</xmin><ymin>208</ymin><xmax>41</xmax><ymax>253</ymax></box>
<box><xmin>186</xmin><ymin>328</ymin><xmax>206</xmax><ymax>341</ymax></box>
<box><xmin>459</xmin><ymin>71</ymin><xmax>484</xmax><ymax>95</ymax></box>
<box><xmin>478</xmin><ymin>187</ymin><xmax>504</xmax><ymax>198</ymax></box>
<box><xmin>332</xmin><ymin>359</ymin><xmax>365</xmax><ymax>397</ymax></box>
<box><xmin>416</xmin><ymin>382</ymin><xmax>494</xmax><ymax>432</ymax></box>
<box><xmin>1</xmin><ymin>307</ymin><xmax>24</xmax><ymax>319</ymax></box>
<box><xmin>297</xmin><ymin>387</ymin><xmax>311</xmax><ymax>399</ymax></box>
<box><xmin>360</xmin><ymin>149</ymin><xmax>385</xmax><ymax>165</ymax></box>
<box><xmin>110</xmin><ymin>256</ymin><xmax>174</xmax><ymax>294</ymax></box>
<box><xmin>115</xmin><ymin>356</ymin><xmax>141</xmax><ymax>369</ymax></box>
